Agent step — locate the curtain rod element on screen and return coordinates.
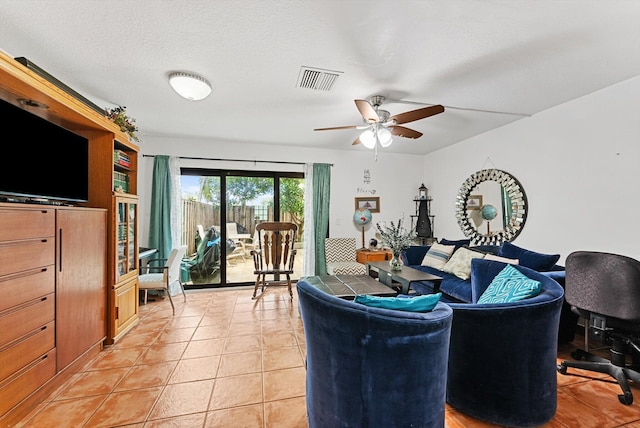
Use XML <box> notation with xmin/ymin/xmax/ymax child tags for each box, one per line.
<box><xmin>142</xmin><ymin>154</ymin><xmax>332</xmax><ymax>166</ymax></box>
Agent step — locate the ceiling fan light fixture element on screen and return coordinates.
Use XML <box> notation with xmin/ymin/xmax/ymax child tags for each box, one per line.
<box><xmin>360</xmin><ymin>129</ymin><xmax>376</xmax><ymax>149</ymax></box>
<box><xmin>168</xmin><ymin>72</ymin><xmax>212</xmax><ymax>101</ymax></box>
<box><xmin>377</xmin><ymin>128</ymin><xmax>393</xmax><ymax>147</ymax></box>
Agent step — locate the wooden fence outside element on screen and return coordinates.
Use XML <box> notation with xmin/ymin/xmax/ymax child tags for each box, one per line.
<box><xmin>181</xmin><ymin>200</ymin><xmax>300</xmax><ymax>254</ymax></box>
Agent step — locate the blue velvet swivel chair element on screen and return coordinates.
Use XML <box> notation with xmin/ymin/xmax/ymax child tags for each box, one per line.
<box><xmin>445</xmin><ymin>259</ymin><xmax>565</xmax><ymax>427</ymax></box>
<box><xmin>297</xmin><ymin>278</ymin><xmax>453</xmax><ymax>428</ymax></box>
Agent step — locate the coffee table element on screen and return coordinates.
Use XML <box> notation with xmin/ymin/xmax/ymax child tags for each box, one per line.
<box><xmin>301</xmin><ymin>275</ymin><xmax>398</xmax><ymax>300</ymax></box>
<box><xmin>366</xmin><ymin>261</ymin><xmax>443</xmax><ymax>295</ymax></box>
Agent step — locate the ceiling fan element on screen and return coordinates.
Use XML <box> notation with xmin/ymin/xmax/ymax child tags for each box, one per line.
<box><xmin>314</xmin><ymin>95</ymin><xmax>444</xmax><ymax>149</ymax></box>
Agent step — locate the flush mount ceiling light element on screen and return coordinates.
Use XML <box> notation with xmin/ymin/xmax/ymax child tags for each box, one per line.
<box><xmin>168</xmin><ymin>72</ymin><xmax>212</xmax><ymax>101</ymax></box>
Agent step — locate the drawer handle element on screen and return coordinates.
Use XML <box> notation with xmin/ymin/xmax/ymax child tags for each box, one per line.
<box><xmin>0</xmin><ymin>324</ymin><xmax>49</xmax><ymax>352</ymax></box>
<box><xmin>0</xmin><ymin>267</ymin><xmax>49</xmax><ymax>284</ymax></box>
<box><xmin>0</xmin><ymin>238</ymin><xmax>50</xmax><ymax>249</ymax></box>
<box><xmin>0</xmin><ymin>352</ymin><xmax>51</xmax><ymax>388</ymax></box>
<box><xmin>0</xmin><ymin>295</ymin><xmax>50</xmax><ymax>317</ymax></box>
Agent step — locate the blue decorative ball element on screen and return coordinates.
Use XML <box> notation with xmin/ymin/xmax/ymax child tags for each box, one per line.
<box><xmin>354</xmin><ymin>209</ymin><xmax>372</xmax><ymax>225</ymax></box>
<box><xmin>481</xmin><ymin>204</ymin><xmax>498</xmax><ymax>221</ymax></box>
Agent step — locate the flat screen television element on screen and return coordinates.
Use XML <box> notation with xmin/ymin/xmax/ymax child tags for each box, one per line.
<box><xmin>0</xmin><ymin>98</ymin><xmax>89</xmax><ymax>203</ymax></box>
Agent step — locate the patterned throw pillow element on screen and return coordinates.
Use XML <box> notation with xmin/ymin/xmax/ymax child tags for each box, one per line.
<box><xmin>441</xmin><ymin>247</ymin><xmax>485</xmax><ymax>280</ymax></box>
<box><xmin>477</xmin><ymin>264</ymin><xmax>541</xmax><ymax>304</ymax></box>
<box><xmin>421</xmin><ymin>243</ymin><xmax>456</xmax><ymax>269</ymax></box>
<box><xmin>484</xmin><ymin>253</ymin><xmax>519</xmax><ymax>265</ymax></box>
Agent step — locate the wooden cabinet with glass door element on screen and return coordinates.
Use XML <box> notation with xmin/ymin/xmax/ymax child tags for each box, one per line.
<box><xmin>107</xmin><ymin>195</ymin><xmax>139</xmax><ymax>343</ymax></box>
<box><xmin>86</xmin><ymin>127</ymin><xmax>140</xmax><ymax>344</ymax></box>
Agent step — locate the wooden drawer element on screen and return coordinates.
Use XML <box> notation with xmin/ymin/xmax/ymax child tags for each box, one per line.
<box><xmin>0</xmin><ymin>348</ymin><xmax>56</xmax><ymax>416</ymax></box>
<box><xmin>0</xmin><ymin>239</ymin><xmax>55</xmax><ymax>277</ymax></box>
<box><xmin>0</xmin><ymin>293</ymin><xmax>55</xmax><ymax>347</ymax></box>
<box><xmin>0</xmin><ymin>208</ymin><xmax>55</xmax><ymax>242</ymax></box>
<box><xmin>356</xmin><ymin>250</ymin><xmax>392</xmax><ymax>264</ymax></box>
<box><xmin>0</xmin><ymin>267</ymin><xmax>55</xmax><ymax>313</ymax></box>
<box><xmin>0</xmin><ymin>321</ymin><xmax>55</xmax><ymax>382</ymax></box>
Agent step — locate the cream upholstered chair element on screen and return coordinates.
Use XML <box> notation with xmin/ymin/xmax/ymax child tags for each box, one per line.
<box><xmin>324</xmin><ymin>238</ymin><xmax>366</xmax><ymax>275</ymax></box>
<box><xmin>138</xmin><ymin>245</ymin><xmax>187</xmax><ymax>315</ymax></box>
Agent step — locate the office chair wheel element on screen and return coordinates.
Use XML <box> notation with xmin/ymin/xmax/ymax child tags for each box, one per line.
<box><xmin>618</xmin><ymin>391</ymin><xmax>633</xmax><ymax>405</ymax></box>
<box><xmin>557</xmin><ymin>363</ymin><xmax>568</xmax><ymax>374</ymax></box>
<box><xmin>571</xmin><ymin>349</ymin><xmax>589</xmax><ymax>360</ymax></box>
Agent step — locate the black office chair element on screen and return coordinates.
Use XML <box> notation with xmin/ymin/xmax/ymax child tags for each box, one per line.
<box><xmin>557</xmin><ymin>251</ymin><xmax>640</xmax><ymax>405</ymax></box>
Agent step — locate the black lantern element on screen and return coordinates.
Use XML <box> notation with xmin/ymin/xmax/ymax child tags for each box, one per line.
<box><xmin>419</xmin><ymin>183</ymin><xmax>428</xmax><ymax>200</ymax></box>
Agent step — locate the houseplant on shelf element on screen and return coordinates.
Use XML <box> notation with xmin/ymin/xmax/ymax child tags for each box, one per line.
<box><xmin>376</xmin><ymin>218</ymin><xmax>416</xmax><ymax>271</ymax></box>
<box><xmin>105</xmin><ymin>105</ymin><xmax>140</xmax><ymax>142</ymax></box>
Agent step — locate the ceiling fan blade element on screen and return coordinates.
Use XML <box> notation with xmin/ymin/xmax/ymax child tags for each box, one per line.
<box><xmin>352</xmin><ymin>136</ymin><xmax>361</xmax><ymax>145</ymax></box>
<box><xmin>389</xmin><ymin>105</ymin><xmax>445</xmax><ymax>125</ymax></box>
<box><xmin>354</xmin><ymin>99</ymin><xmax>380</xmax><ymax>123</ymax></box>
<box><xmin>390</xmin><ymin>126</ymin><xmax>423</xmax><ymax>139</ymax></box>
<box><xmin>314</xmin><ymin>125</ymin><xmax>359</xmax><ymax>131</ymax></box>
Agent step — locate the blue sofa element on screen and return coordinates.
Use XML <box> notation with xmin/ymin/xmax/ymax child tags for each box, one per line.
<box><xmin>297</xmin><ymin>278</ymin><xmax>453</xmax><ymax>428</ymax></box>
<box><xmin>445</xmin><ymin>258</ymin><xmax>565</xmax><ymax>427</ymax></box>
<box><xmin>401</xmin><ymin>241</ymin><xmax>579</xmax><ymax>343</ymax></box>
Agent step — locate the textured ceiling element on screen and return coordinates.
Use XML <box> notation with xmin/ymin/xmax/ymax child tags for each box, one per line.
<box><xmin>1</xmin><ymin>0</ymin><xmax>639</xmax><ymax>155</ymax></box>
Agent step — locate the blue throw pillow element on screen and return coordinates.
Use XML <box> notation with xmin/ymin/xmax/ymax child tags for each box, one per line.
<box><xmin>354</xmin><ymin>293</ymin><xmax>442</xmax><ymax>312</ymax></box>
<box><xmin>477</xmin><ymin>264</ymin><xmax>541</xmax><ymax>304</ymax></box>
<box><xmin>498</xmin><ymin>241</ymin><xmax>560</xmax><ymax>271</ymax></box>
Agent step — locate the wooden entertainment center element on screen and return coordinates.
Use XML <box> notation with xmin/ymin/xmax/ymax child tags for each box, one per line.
<box><xmin>0</xmin><ymin>50</ymin><xmax>140</xmax><ymax>426</ymax></box>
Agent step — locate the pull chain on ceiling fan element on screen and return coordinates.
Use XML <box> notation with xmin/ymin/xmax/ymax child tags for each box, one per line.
<box><xmin>314</xmin><ymin>95</ymin><xmax>445</xmax><ymax>152</ymax></box>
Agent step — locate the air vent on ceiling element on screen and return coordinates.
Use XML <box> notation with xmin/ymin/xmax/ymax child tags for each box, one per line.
<box><xmin>296</xmin><ymin>66</ymin><xmax>342</xmax><ymax>91</ymax></box>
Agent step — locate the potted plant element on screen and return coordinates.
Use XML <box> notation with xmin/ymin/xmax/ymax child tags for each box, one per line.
<box><xmin>105</xmin><ymin>106</ymin><xmax>140</xmax><ymax>142</ymax></box>
<box><xmin>376</xmin><ymin>218</ymin><xmax>416</xmax><ymax>270</ymax></box>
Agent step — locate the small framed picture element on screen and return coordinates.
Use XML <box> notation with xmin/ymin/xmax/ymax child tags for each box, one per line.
<box><xmin>355</xmin><ymin>197</ymin><xmax>380</xmax><ymax>213</ymax></box>
<box><xmin>467</xmin><ymin>195</ymin><xmax>483</xmax><ymax>210</ymax></box>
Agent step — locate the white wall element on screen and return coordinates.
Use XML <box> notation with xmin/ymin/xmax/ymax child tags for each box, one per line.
<box><xmin>137</xmin><ymin>138</ymin><xmax>424</xmax><ymax>249</ymax></box>
<box><xmin>138</xmin><ymin>75</ymin><xmax>640</xmax><ymax>264</ymax></box>
<box><xmin>424</xmin><ymin>75</ymin><xmax>640</xmax><ymax>263</ymax></box>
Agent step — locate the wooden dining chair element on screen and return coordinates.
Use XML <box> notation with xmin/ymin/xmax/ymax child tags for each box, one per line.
<box><xmin>250</xmin><ymin>222</ymin><xmax>298</xmax><ymax>299</ymax></box>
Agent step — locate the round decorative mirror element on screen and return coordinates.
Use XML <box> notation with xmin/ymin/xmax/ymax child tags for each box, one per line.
<box><xmin>455</xmin><ymin>169</ymin><xmax>527</xmax><ymax>245</ymax></box>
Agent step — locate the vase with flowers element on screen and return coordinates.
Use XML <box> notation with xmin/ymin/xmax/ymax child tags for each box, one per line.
<box><xmin>105</xmin><ymin>106</ymin><xmax>140</xmax><ymax>142</ymax></box>
<box><xmin>376</xmin><ymin>218</ymin><xmax>416</xmax><ymax>271</ymax></box>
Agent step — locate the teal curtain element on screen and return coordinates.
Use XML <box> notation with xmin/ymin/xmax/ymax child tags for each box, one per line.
<box><xmin>148</xmin><ymin>155</ymin><xmax>173</xmax><ymax>260</ymax></box>
<box><xmin>313</xmin><ymin>163</ymin><xmax>331</xmax><ymax>275</ymax></box>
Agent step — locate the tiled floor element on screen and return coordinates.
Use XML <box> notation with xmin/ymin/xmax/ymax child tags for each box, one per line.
<box><xmin>15</xmin><ymin>286</ymin><xmax>640</xmax><ymax>428</ymax></box>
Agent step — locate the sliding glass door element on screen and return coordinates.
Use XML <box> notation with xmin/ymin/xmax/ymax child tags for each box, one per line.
<box><xmin>225</xmin><ymin>176</ymin><xmax>274</xmax><ymax>284</ymax></box>
<box><xmin>180</xmin><ymin>168</ymin><xmax>304</xmax><ymax>288</ymax></box>
<box><xmin>180</xmin><ymin>174</ymin><xmax>223</xmax><ymax>286</ymax></box>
